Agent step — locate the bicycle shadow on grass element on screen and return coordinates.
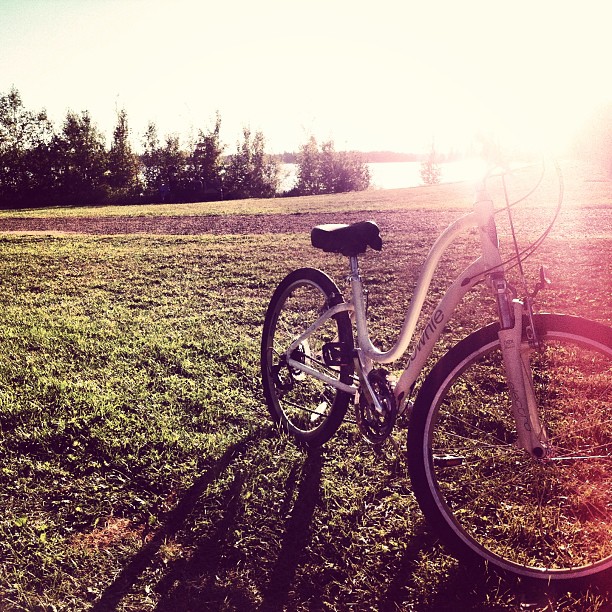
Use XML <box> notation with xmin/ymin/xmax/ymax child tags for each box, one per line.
<box><xmin>92</xmin><ymin>425</ymin><xmax>324</xmax><ymax>611</ymax></box>
<box><xmin>91</xmin><ymin>427</ymin><xmax>271</xmax><ymax>612</ymax></box>
<box><xmin>152</xmin><ymin>463</ymin><xmax>251</xmax><ymax>610</ymax></box>
<box><xmin>379</xmin><ymin>523</ymin><xmax>612</xmax><ymax>611</ymax></box>
<box><xmin>380</xmin><ymin>541</ymin><xmax>510</xmax><ymax>611</ymax></box>
<box><xmin>258</xmin><ymin>447</ymin><xmax>323</xmax><ymax>611</ymax></box>
<box><xmin>153</xmin><ymin>443</ymin><xmax>324</xmax><ymax>611</ymax></box>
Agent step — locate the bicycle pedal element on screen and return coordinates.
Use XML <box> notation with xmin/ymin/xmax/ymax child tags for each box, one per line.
<box><xmin>322</xmin><ymin>342</ymin><xmax>350</xmax><ymax>366</ymax></box>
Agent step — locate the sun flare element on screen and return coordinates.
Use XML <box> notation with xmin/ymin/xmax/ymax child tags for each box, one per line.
<box><xmin>0</xmin><ymin>0</ymin><xmax>609</xmax><ymax>159</ymax></box>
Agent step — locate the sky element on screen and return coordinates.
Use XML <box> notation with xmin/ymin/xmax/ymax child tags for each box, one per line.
<box><xmin>0</xmin><ymin>0</ymin><xmax>611</xmax><ymax>156</ymax></box>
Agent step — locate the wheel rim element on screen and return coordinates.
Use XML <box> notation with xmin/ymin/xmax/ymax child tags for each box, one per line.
<box><xmin>265</xmin><ymin>279</ymin><xmax>348</xmax><ymax>435</ymax></box>
<box><xmin>424</xmin><ymin>329</ymin><xmax>612</xmax><ymax>577</ymax></box>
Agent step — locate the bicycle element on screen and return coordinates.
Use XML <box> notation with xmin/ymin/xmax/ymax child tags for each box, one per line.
<box><xmin>260</xmin><ymin>162</ymin><xmax>612</xmax><ymax>586</ymax></box>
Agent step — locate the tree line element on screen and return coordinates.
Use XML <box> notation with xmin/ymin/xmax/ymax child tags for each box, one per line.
<box><xmin>0</xmin><ymin>87</ymin><xmax>371</xmax><ymax>208</ymax></box>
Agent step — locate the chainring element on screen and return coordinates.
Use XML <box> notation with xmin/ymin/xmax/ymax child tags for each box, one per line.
<box><xmin>355</xmin><ymin>368</ymin><xmax>397</xmax><ymax>444</ymax></box>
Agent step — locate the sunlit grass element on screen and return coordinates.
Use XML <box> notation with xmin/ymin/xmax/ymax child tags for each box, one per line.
<box><xmin>0</xmin><ymin>162</ymin><xmax>610</xmax><ymax>610</ymax></box>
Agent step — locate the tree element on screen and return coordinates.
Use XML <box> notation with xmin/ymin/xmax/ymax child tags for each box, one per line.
<box><xmin>319</xmin><ymin>141</ymin><xmax>370</xmax><ymax>193</ymax></box>
<box><xmin>295</xmin><ymin>136</ymin><xmax>323</xmax><ymax>194</ymax></box>
<box><xmin>140</xmin><ymin>123</ymin><xmax>189</xmax><ymax>202</ymax></box>
<box><xmin>23</xmin><ymin>138</ymin><xmax>57</xmax><ymax>205</ymax></box>
<box><xmin>107</xmin><ymin>108</ymin><xmax>140</xmax><ymax>195</ymax></box>
<box><xmin>51</xmin><ymin>110</ymin><xmax>107</xmax><ymax>204</ymax></box>
<box><xmin>187</xmin><ymin>112</ymin><xmax>225</xmax><ymax>200</ymax></box>
<box><xmin>0</xmin><ymin>86</ymin><xmax>53</xmax><ymax>205</ymax></box>
<box><xmin>293</xmin><ymin>137</ymin><xmax>370</xmax><ymax>195</ymax></box>
<box><xmin>420</xmin><ymin>143</ymin><xmax>442</xmax><ymax>185</ymax></box>
<box><xmin>223</xmin><ymin>128</ymin><xmax>279</xmax><ymax>199</ymax></box>
<box><xmin>158</xmin><ymin>134</ymin><xmax>187</xmax><ymax>200</ymax></box>
<box><xmin>140</xmin><ymin>121</ymin><xmax>162</xmax><ymax>197</ymax></box>
<box><xmin>343</xmin><ymin>150</ymin><xmax>371</xmax><ymax>191</ymax></box>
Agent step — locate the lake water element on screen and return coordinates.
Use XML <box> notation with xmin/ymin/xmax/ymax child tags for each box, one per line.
<box><xmin>280</xmin><ymin>159</ymin><xmax>486</xmax><ymax>192</ymax></box>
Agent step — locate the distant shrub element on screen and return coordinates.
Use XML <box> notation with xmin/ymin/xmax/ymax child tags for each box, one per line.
<box><xmin>223</xmin><ymin>128</ymin><xmax>280</xmax><ymax>200</ymax></box>
<box><xmin>420</xmin><ymin>144</ymin><xmax>442</xmax><ymax>185</ymax></box>
<box><xmin>293</xmin><ymin>136</ymin><xmax>370</xmax><ymax>195</ymax></box>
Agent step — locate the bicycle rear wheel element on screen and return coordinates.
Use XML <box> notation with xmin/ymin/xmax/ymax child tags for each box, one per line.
<box><xmin>261</xmin><ymin>268</ymin><xmax>354</xmax><ymax>446</ymax></box>
<box><xmin>408</xmin><ymin>314</ymin><xmax>612</xmax><ymax>585</ymax></box>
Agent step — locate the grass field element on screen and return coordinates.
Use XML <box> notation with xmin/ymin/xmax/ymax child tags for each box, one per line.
<box><xmin>0</xmin><ymin>161</ymin><xmax>610</xmax><ymax>610</ymax></box>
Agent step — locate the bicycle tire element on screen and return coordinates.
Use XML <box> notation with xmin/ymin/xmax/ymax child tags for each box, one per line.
<box><xmin>407</xmin><ymin>313</ymin><xmax>612</xmax><ymax>585</ymax></box>
<box><xmin>261</xmin><ymin>268</ymin><xmax>354</xmax><ymax>446</ymax></box>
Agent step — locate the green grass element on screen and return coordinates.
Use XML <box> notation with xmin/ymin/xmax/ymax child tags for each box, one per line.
<box><xmin>0</xmin><ymin>162</ymin><xmax>610</xmax><ymax>610</ymax></box>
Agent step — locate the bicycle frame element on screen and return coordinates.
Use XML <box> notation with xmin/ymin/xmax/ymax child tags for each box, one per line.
<box><xmin>285</xmin><ymin>184</ymin><xmax>549</xmax><ymax>457</ymax></box>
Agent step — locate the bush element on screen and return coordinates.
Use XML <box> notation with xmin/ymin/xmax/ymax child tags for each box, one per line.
<box><xmin>293</xmin><ymin>137</ymin><xmax>370</xmax><ymax>195</ymax></box>
<box><xmin>420</xmin><ymin>144</ymin><xmax>442</xmax><ymax>185</ymax></box>
<box><xmin>223</xmin><ymin>128</ymin><xmax>280</xmax><ymax>199</ymax></box>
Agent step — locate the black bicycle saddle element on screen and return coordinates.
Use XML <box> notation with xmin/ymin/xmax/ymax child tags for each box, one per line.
<box><xmin>310</xmin><ymin>220</ymin><xmax>382</xmax><ymax>256</ymax></box>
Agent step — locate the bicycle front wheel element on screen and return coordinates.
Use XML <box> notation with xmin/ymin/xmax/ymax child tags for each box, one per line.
<box><xmin>408</xmin><ymin>314</ymin><xmax>612</xmax><ymax>585</ymax></box>
<box><xmin>261</xmin><ymin>268</ymin><xmax>354</xmax><ymax>446</ymax></box>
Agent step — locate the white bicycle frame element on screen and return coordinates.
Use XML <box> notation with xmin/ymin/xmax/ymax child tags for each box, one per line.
<box><xmin>286</xmin><ymin>185</ymin><xmax>549</xmax><ymax>458</ymax></box>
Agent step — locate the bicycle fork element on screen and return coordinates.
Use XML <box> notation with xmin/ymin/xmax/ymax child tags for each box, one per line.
<box><xmin>496</xmin><ymin>292</ymin><xmax>549</xmax><ymax>459</ymax></box>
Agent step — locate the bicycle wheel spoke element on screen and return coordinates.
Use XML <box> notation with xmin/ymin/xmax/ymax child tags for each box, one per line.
<box><xmin>410</xmin><ymin>315</ymin><xmax>612</xmax><ymax>582</ymax></box>
<box><xmin>438</xmin><ymin>409</ymin><xmax>516</xmax><ymax>449</ymax></box>
<box><xmin>261</xmin><ymin>269</ymin><xmax>354</xmax><ymax>446</ymax></box>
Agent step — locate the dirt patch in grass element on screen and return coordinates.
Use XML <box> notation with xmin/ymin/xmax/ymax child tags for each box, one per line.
<box><xmin>1</xmin><ymin>208</ymin><xmax>610</xmax><ymax>238</ymax></box>
<box><xmin>0</xmin><ymin>211</ymin><xmax>454</xmax><ymax>235</ymax></box>
<box><xmin>70</xmin><ymin>517</ymin><xmax>145</xmax><ymax>552</ymax></box>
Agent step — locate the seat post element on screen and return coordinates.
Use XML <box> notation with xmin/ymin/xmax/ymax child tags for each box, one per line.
<box><xmin>349</xmin><ymin>255</ymin><xmax>360</xmax><ymax>282</ymax></box>
<box><xmin>348</xmin><ymin>254</ymin><xmax>370</xmax><ymax>363</ymax></box>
